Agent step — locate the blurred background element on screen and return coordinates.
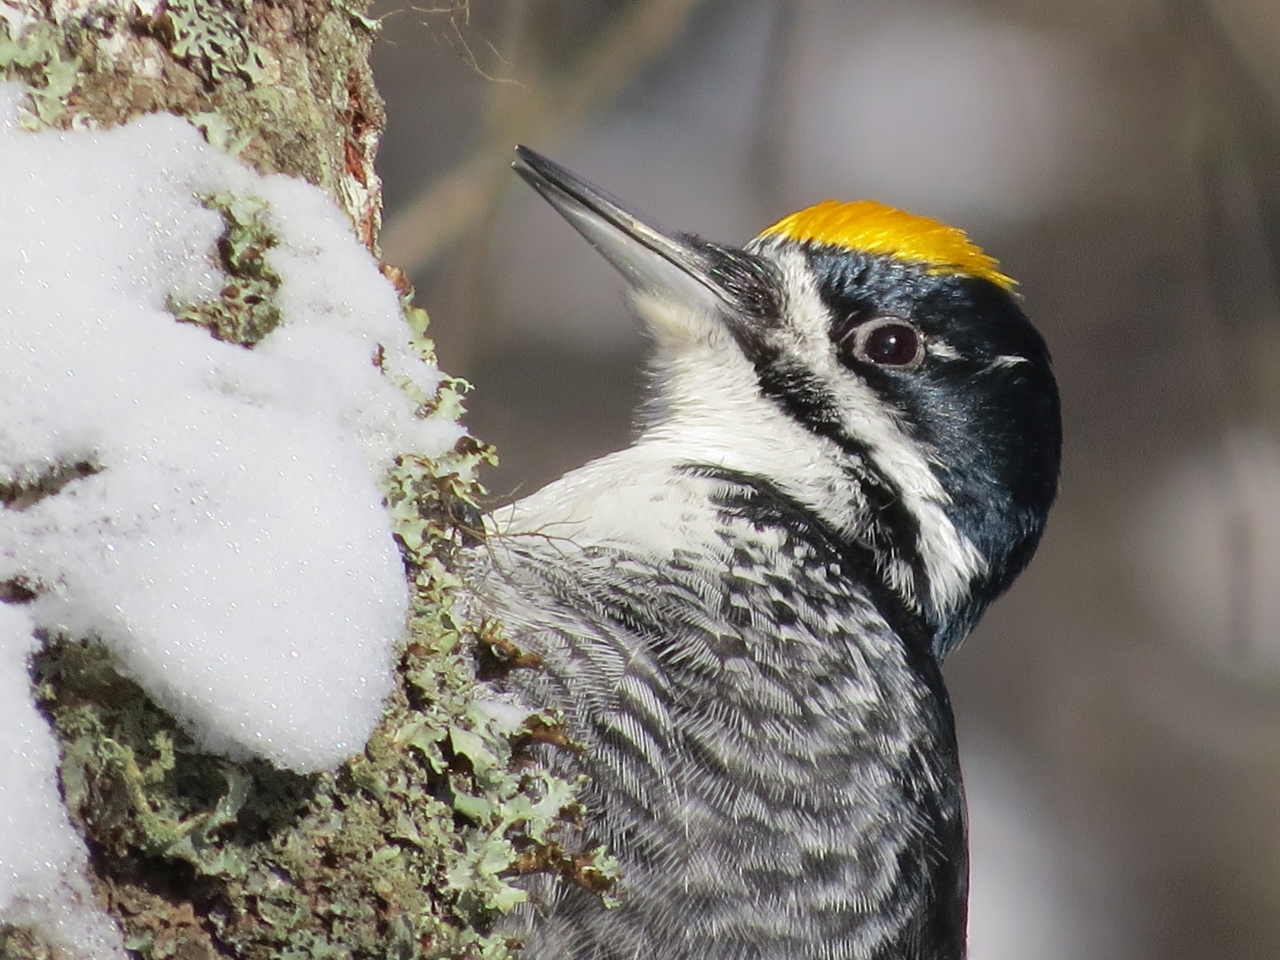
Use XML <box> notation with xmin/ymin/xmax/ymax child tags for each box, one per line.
<box><xmin>368</xmin><ymin>1</ymin><xmax>1280</xmax><ymax>957</ymax></box>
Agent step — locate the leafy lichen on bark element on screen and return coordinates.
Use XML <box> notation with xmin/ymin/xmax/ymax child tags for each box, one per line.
<box><xmin>22</xmin><ymin>598</ymin><xmax>551</xmax><ymax>960</ymax></box>
<box><xmin>169</xmin><ymin>192</ymin><xmax>284</xmax><ymax>347</ymax></box>
<box><xmin>0</xmin><ymin>0</ymin><xmax>386</xmax><ymax>248</ymax></box>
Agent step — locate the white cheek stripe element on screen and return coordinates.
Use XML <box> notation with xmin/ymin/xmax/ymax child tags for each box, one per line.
<box><xmin>928</xmin><ymin>340</ymin><xmax>962</xmax><ymax>360</ymax></box>
<box><xmin>773</xmin><ymin>250</ymin><xmax>988</xmax><ymax>616</ymax></box>
<box><xmin>990</xmin><ymin>354</ymin><xmax>1029</xmax><ymax>369</ymax></box>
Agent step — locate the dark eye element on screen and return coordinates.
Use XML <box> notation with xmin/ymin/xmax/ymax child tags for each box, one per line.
<box><xmin>850</xmin><ymin>317</ymin><xmax>924</xmax><ymax>368</ymax></box>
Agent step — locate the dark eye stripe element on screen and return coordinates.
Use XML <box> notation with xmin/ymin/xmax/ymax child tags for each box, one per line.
<box><xmin>744</xmin><ymin>349</ymin><xmax>931</xmax><ymax>600</ymax></box>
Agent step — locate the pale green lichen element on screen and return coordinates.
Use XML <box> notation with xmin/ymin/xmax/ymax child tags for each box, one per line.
<box><xmin>394</xmin><ymin>305</ymin><xmax>477</xmax><ymax>422</ymax></box>
<box><xmin>332</xmin><ymin>0</ymin><xmax>381</xmax><ymax>34</ymax></box>
<box><xmin>0</xmin><ymin>0</ymin><xmax>384</xmax><ymax>235</ymax></box>
<box><xmin>144</xmin><ymin>0</ymin><xmax>272</xmax><ymax>86</ymax></box>
<box><xmin>0</xmin><ymin>21</ymin><xmax>83</xmax><ymax>127</ymax></box>
<box><xmin>0</xmin><ymin>926</ymin><xmax>55</xmax><ymax>960</ymax></box>
<box><xmin>190</xmin><ymin>111</ymin><xmax>252</xmax><ymax>157</ymax></box>
<box><xmin>0</xmin><ymin>0</ymin><xmax>275</xmax><ymax>132</ymax></box>
<box><xmin>169</xmin><ymin>192</ymin><xmax>283</xmax><ymax>346</ymax></box>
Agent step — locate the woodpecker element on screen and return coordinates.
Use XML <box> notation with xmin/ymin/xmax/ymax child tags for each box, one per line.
<box><xmin>466</xmin><ymin>147</ymin><xmax>1061</xmax><ymax>960</ymax></box>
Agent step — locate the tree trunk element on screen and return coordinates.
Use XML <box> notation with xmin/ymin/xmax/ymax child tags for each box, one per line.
<box><xmin>0</xmin><ymin>3</ymin><xmax>591</xmax><ymax>958</ymax></box>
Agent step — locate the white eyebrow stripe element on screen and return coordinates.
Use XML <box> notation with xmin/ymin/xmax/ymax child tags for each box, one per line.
<box><xmin>990</xmin><ymin>354</ymin><xmax>1029</xmax><ymax>368</ymax></box>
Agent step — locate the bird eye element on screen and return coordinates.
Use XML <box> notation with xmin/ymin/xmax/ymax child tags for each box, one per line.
<box><xmin>850</xmin><ymin>318</ymin><xmax>924</xmax><ymax>368</ymax></box>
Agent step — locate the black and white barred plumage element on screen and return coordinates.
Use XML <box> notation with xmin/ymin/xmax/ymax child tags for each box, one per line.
<box><xmin>465</xmin><ymin>148</ymin><xmax>1061</xmax><ymax>960</ymax></box>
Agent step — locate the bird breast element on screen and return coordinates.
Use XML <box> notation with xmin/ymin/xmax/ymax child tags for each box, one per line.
<box><xmin>466</xmin><ymin>453</ymin><xmax>966</xmax><ymax>960</ymax></box>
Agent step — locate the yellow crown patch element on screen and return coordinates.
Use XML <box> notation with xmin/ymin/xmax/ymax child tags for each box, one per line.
<box><xmin>759</xmin><ymin>200</ymin><xmax>1014</xmax><ymax>291</ymax></box>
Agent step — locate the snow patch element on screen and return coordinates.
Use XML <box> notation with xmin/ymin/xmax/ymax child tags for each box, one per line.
<box><xmin>0</xmin><ymin>605</ymin><xmax>127</xmax><ymax>959</ymax></box>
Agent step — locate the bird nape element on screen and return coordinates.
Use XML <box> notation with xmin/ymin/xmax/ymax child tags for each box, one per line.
<box><xmin>463</xmin><ymin>146</ymin><xmax>1062</xmax><ymax>960</ymax></box>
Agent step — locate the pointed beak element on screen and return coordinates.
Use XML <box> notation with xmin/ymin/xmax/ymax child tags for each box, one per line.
<box><xmin>511</xmin><ymin>146</ymin><xmax>774</xmax><ymax>332</ymax></box>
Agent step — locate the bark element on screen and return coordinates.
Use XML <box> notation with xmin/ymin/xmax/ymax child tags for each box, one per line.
<box><xmin>0</xmin><ymin>3</ymin><xmax>596</xmax><ymax>958</ymax></box>
<box><xmin>0</xmin><ymin>0</ymin><xmax>385</xmax><ymax>245</ymax></box>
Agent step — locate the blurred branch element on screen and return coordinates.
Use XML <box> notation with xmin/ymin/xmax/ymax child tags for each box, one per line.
<box><xmin>1185</xmin><ymin>2</ymin><xmax>1280</xmax><ymax>339</ymax></box>
<box><xmin>381</xmin><ymin>0</ymin><xmax>705</xmax><ymax>273</ymax></box>
<box><xmin>1178</xmin><ymin>0</ymin><xmax>1280</xmax><ymax>659</ymax></box>
<box><xmin>747</xmin><ymin>0</ymin><xmax>797</xmax><ymax>206</ymax></box>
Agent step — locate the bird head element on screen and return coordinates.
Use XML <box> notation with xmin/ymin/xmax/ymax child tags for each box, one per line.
<box><xmin>511</xmin><ymin>146</ymin><xmax>1061</xmax><ymax>658</ymax></box>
